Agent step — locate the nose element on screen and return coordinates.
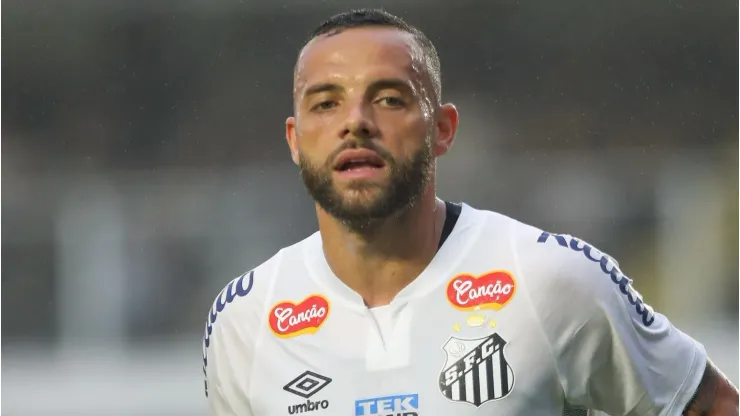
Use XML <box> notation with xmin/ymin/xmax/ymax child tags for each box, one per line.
<box><xmin>340</xmin><ymin>100</ymin><xmax>379</xmax><ymax>140</ymax></box>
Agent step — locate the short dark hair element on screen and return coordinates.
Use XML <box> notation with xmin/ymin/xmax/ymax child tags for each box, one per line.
<box><xmin>300</xmin><ymin>9</ymin><xmax>442</xmax><ymax>104</ymax></box>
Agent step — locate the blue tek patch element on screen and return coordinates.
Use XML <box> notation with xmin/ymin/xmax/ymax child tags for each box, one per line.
<box><xmin>355</xmin><ymin>394</ymin><xmax>419</xmax><ymax>416</ymax></box>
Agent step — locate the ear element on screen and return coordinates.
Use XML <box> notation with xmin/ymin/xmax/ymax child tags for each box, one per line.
<box><xmin>433</xmin><ymin>103</ymin><xmax>459</xmax><ymax>157</ymax></box>
<box><xmin>285</xmin><ymin>116</ymin><xmax>300</xmax><ymax>165</ymax></box>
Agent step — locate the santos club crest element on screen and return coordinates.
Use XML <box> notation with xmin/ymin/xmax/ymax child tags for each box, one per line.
<box><xmin>438</xmin><ymin>333</ymin><xmax>514</xmax><ymax>407</ymax></box>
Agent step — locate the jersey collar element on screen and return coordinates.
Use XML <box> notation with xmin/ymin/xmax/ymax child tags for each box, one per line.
<box><xmin>303</xmin><ymin>203</ymin><xmax>484</xmax><ymax>310</ymax></box>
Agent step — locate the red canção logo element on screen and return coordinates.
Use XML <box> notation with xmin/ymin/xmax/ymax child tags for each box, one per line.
<box><xmin>269</xmin><ymin>295</ymin><xmax>330</xmax><ymax>338</ymax></box>
<box><xmin>446</xmin><ymin>271</ymin><xmax>517</xmax><ymax>311</ymax></box>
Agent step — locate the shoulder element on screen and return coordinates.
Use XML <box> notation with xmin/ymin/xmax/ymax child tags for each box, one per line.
<box><xmin>463</xmin><ymin>204</ymin><xmax>546</xmax><ymax>244</ymax></box>
<box><xmin>525</xmin><ymin>229</ymin><xmax>630</xmax><ymax>298</ymax></box>
<box><xmin>468</xmin><ymin>205</ymin><xmax>655</xmax><ymax>326</ymax></box>
<box><xmin>475</xmin><ymin>205</ymin><xmax>622</xmax><ymax>287</ymax></box>
<box><xmin>461</xmin><ymin>205</ymin><xmax>567</xmax><ymax>285</ymax></box>
<box><xmin>202</xmin><ymin>232</ymin><xmax>318</xmax><ymax>346</ymax></box>
<box><xmin>470</xmin><ymin>207</ymin><xmax>596</xmax><ymax>268</ymax></box>
<box><xmin>518</xmin><ymin>224</ymin><xmax>656</xmax><ymax>328</ymax></box>
<box><xmin>201</xmin><ymin>234</ymin><xmax>319</xmax><ymax>375</ymax></box>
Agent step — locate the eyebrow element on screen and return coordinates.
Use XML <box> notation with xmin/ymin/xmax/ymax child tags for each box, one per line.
<box><xmin>367</xmin><ymin>78</ymin><xmax>413</xmax><ymax>94</ymax></box>
<box><xmin>302</xmin><ymin>78</ymin><xmax>413</xmax><ymax>99</ymax></box>
<box><xmin>303</xmin><ymin>82</ymin><xmax>343</xmax><ymax>98</ymax></box>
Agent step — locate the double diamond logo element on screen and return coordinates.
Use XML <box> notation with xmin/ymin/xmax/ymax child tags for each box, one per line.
<box><xmin>283</xmin><ymin>371</ymin><xmax>332</xmax><ymax>399</ymax></box>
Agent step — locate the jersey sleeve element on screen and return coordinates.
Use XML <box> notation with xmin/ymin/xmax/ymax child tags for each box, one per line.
<box><xmin>202</xmin><ymin>271</ymin><xmax>261</xmax><ymax>416</ymax></box>
<box><xmin>530</xmin><ymin>232</ymin><xmax>707</xmax><ymax>416</ymax></box>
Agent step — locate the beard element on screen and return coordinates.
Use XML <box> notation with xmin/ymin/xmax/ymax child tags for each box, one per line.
<box><xmin>298</xmin><ymin>139</ymin><xmax>433</xmax><ymax>233</ymax></box>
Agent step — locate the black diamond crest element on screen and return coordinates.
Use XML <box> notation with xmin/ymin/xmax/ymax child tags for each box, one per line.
<box><xmin>283</xmin><ymin>371</ymin><xmax>332</xmax><ymax>399</ymax></box>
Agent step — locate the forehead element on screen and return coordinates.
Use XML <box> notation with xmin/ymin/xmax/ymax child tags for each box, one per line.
<box><xmin>295</xmin><ymin>27</ymin><xmax>422</xmax><ymax>90</ymax></box>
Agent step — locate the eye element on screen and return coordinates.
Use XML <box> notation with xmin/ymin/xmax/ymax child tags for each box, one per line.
<box><xmin>311</xmin><ymin>100</ymin><xmax>338</xmax><ymax>112</ymax></box>
<box><xmin>376</xmin><ymin>96</ymin><xmax>406</xmax><ymax>108</ymax></box>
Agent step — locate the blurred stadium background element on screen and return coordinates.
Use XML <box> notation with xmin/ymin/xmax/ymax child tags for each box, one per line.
<box><xmin>2</xmin><ymin>0</ymin><xmax>737</xmax><ymax>414</ymax></box>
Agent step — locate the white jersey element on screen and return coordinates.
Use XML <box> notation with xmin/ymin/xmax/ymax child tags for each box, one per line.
<box><xmin>202</xmin><ymin>204</ymin><xmax>706</xmax><ymax>416</ymax></box>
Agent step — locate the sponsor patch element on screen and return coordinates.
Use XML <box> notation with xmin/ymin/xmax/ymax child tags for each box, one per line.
<box><xmin>439</xmin><ymin>333</ymin><xmax>514</xmax><ymax>407</ymax></box>
<box><xmin>269</xmin><ymin>294</ymin><xmax>330</xmax><ymax>338</ymax></box>
<box><xmin>284</xmin><ymin>371</ymin><xmax>332</xmax><ymax>414</ymax></box>
<box><xmin>446</xmin><ymin>271</ymin><xmax>516</xmax><ymax>311</ymax></box>
<box><xmin>355</xmin><ymin>394</ymin><xmax>419</xmax><ymax>416</ymax></box>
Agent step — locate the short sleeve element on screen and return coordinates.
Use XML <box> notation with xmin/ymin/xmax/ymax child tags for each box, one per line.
<box><xmin>202</xmin><ymin>271</ymin><xmax>261</xmax><ymax>416</ymax></box>
<box><xmin>530</xmin><ymin>233</ymin><xmax>707</xmax><ymax>416</ymax></box>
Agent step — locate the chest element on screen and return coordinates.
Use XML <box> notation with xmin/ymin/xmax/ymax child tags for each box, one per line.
<box><xmin>248</xmin><ymin>295</ymin><xmax>564</xmax><ymax>416</ymax></box>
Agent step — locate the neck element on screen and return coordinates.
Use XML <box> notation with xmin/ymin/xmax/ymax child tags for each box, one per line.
<box><xmin>317</xmin><ymin>189</ymin><xmax>446</xmax><ymax>308</ymax></box>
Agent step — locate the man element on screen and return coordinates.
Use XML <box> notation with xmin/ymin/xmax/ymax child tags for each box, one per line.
<box><xmin>202</xmin><ymin>9</ymin><xmax>738</xmax><ymax>416</ymax></box>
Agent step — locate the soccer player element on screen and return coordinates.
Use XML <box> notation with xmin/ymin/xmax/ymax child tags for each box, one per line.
<box><xmin>202</xmin><ymin>9</ymin><xmax>738</xmax><ymax>416</ymax></box>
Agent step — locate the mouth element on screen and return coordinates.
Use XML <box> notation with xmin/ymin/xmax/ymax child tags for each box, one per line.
<box><xmin>333</xmin><ymin>149</ymin><xmax>386</xmax><ymax>172</ymax></box>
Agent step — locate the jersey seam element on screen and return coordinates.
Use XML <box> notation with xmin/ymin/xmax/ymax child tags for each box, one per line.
<box><xmin>508</xmin><ymin>224</ymin><xmax>570</xmax><ymax>401</ymax></box>
<box><xmin>661</xmin><ymin>342</ymin><xmax>705</xmax><ymax>416</ymax></box>
<box><xmin>247</xmin><ymin>248</ymin><xmax>286</xmax><ymax>409</ymax></box>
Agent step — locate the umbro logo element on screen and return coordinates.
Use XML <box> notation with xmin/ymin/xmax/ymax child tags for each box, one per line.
<box><xmin>284</xmin><ymin>371</ymin><xmax>332</xmax><ymax>414</ymax></box>
<box><xmin>284</xmin><ymin>371</ymin><xmax>332</xmax><ymax>398</ymax></box>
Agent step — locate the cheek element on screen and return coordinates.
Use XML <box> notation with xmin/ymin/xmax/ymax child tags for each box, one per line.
<box><xmin>388</xmin><ymin>118</ymin><xmax>430</xmax><ymax>154</ymax></box>
<box><xmin>295</xmin><ymin>130</ymin><xmax>333</xmax><ymax>167</ymax></box>
<box><xmin>295</xmin><ymin>119</ymin><xmax>319</xmax><ymax>144</ymax></box>
<box><xmin>296</xmin><ymin>113</ymin><xmax>340</xmax><ymax>148</ymax></box>
<box><xmin>295</xmin><ymin>119</ymin><xmax>324</xmax><ymax>152</ymax></box>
